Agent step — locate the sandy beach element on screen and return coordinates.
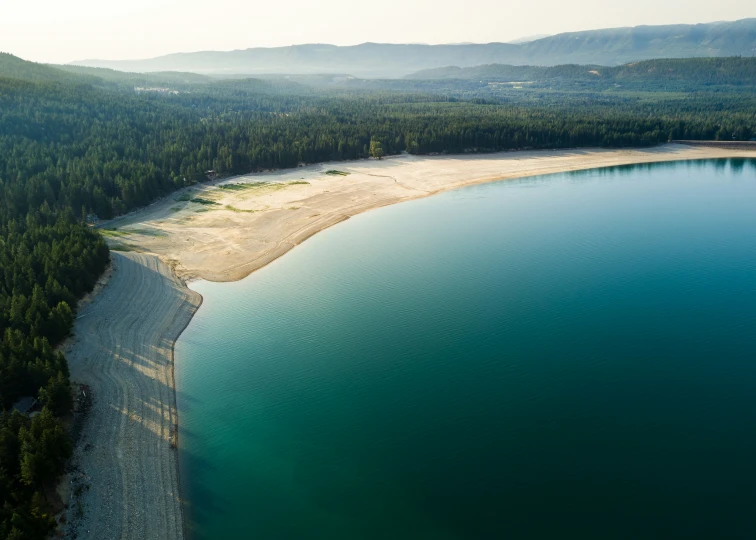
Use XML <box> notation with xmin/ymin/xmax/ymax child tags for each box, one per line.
<box><xmin>65</xmin><ymin>144</ymin><xmax>756</xmax><ymax>538</ymax></box>
<box><xmin>106</xmin><ymin>144</ymin><xmax>756</xmax><ymax>283</ymax></box>
<box><xmin>62</xmin><ymin>253</ymin><xmax>200</xmax><ymax>539</ymax></box>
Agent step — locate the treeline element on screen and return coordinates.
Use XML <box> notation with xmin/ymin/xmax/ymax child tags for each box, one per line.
<box><xmin>610</xmin><ymin>57</ymin><xmax>756</xmax><ymax>86</ymax></box>
<box><xmin>0</xmin><ymin>63</ymin><xmax>111</xmax><ymax>539</ymax></box>
<box><xmin>2</xmin><ymin>73</ymin><xmax>755</xmax><ymax>222</ymax></box>
<box><xmin>405</xmin><ymin>56</ymin><xmax>756</xmax><ymax>90</ymax></box>
<box><xmin>0</xmin><ymin>208</ymin><xmax>109</xmax><ymax>539</ymax></box>
<box><xmin>0</xmin><ymin>210</ymin><xmax>109</xmax><ymax>538</ymax></box>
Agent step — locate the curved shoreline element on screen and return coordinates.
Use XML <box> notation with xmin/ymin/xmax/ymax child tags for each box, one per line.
<box><xmin>64</xmin><ymin>253</ymin><xmax>200</xmax><ymax>539</ymax></box>
<box><xmin>106</xmin><ymin>144</ymin><xmax>756</xmax><ymax>284</ymax></box>
<box><xmin>70</xmin><ymin>145</ymin><xmax>756</xmax><ymax>538</ymax></box>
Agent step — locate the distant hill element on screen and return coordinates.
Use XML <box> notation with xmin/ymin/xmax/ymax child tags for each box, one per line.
<box><xmin>406</xmin><ymin>57</ymin><xmax>756</xmax><ymax>89</ymax></box>
<box><xmin>4</xmin><ymin>52</ymin><xmax>755</xmax><ymax>99</ymax></box>
<box><xmin>0</xmin><ymin>53</ymin><xmax>217</xmax><ymax>87</ymax></box>
<box><xmin>507</xmin><ymin>34</ymin><xmax>551</xmax><ymax>45</ymax></box>
<box><xmin>0</xmin><ymin>53</ymin><xmax>316</xmax><ymax>99</ymax></box>
<box><xmin>55</xmin><ymin>64</ymin><xmax>214</xmax><ymax>85</ymax></box>
<box><xmin>70</xmin><ymin>19</ymin><xmax>756</xmax><ymax>78</ymax></box>
<box><xmin>0</xmin><ymin>52</ymin><xmax>100</xmax><ymax>84</ymax></box>
<box><xmin>72</xmin><ymin>43</ymin><xmax>521</xmax><ymax>79</ymax></box>
<box><xmin>519</xmin><ymin>19</ymin><xmax>756</xmax><ymax>66</ymax></box>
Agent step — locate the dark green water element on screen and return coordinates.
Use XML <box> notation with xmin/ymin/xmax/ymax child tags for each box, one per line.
<box><xmin>176</xmin><ymin>159</ymin><xmax>756</xmax><ymax>539</ymax></box>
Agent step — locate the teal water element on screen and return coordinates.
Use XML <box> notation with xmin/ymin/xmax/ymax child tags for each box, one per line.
<box><xmin>176</xmin><ymin>159</ymin><xmax>756</xmax><ymax>539</ymax></box>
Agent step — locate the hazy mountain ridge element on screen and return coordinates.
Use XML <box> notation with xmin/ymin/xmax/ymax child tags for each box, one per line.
<box><xmin>0</xmin><ymin>53</ymin><xmax>219</xmax><ymax>87</ymax></box>
<box><xmin>70</xmin><ymin>19</ymin><xmax>756</xmax><ymax>78</ymax></box>
<box><xmin>0</xmin><ymin>53</ymin><xmax>315</xmax><ymax>97</ymax></box>
<box><xmin>0</xmin><ymin>52</ymin><xmax>102</xmax><ymax>84</ymax></box>
<box><xmin>507</xmin><ymin>34</ymin><xmax>552</xmax><ymax>45</ymax></box>
<box><xmin>4</xmin><ymin>51</ymin><xmax>755</xmax><ymax>101</ymax></box>
<box><xmin>406</xmin><ymin>57</ymin><xmax>756</xmax><ymax>87</ymax></box>
<box><xmin>4</xmin><ymin>52</ymin><xmax>756</xmax><ymax>99</ymax></box>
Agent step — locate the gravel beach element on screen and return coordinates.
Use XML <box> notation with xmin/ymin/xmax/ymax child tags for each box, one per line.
<box><xmin>62</xmin><ymin>253</ymin><xmax>201</xmax><ymax>539</ymax></box>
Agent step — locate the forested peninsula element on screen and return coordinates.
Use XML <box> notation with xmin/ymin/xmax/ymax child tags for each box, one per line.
<box><xmin>1</xmin><ymin>52</ymin><xmax>755</xmax><ymax>538</ymax></box>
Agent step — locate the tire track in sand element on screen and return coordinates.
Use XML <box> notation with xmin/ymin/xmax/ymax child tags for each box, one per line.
<box><xmin>64</xmin><ymin>252</ymin><xmax>201</xmax><ymax>539</ymax></box>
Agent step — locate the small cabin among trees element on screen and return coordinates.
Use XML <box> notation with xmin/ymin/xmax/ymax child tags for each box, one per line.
<box><xmin>11</xmin><ymin>396</ymin><xmax>38</xmax><ymax>416</ymax></box>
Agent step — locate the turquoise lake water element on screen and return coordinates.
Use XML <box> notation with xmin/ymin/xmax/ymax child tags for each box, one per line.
<box><xmin>176</xmin><ymin>159</ymin><xmax>756</xmax><ymax>539</ymax></box>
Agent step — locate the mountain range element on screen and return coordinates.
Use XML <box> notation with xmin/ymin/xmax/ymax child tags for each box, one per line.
<box><xmin>405</xmin><ymin>57</ymin><xmax>756</xmax><ymax>85</ymax></box>
<box><xmin>3</xmin><ymin>52</ymin><xmax>755</xmax><ymax>97</ymax></box>
<box><xmin>71</xmin><ymin>18</ymin><xmax>756</xmax><ymax>78</ymax></box>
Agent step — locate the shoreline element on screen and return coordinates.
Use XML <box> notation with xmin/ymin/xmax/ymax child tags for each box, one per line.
<box><xmin>169</xmin><ymin>281</ymin><xmax>203</xmax><ymax>540</ymax></box>
<box><xmin>104</xmin><ymin>144</ymin><xmax>756</xmax><ymax>284</ymax></box>
<box><xmin>69</xmin><ymin>144</ymin><xmax>756</xmax><ymax>538</ymax></box>
<box><xmin>63</xmin><ymin>253</ymin><xmax>201</xmax><ymax>539</ymax></box>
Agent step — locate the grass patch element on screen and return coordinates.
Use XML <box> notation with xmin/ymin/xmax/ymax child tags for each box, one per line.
<box><xmin>325</xmin><ymin>170</ymin><xmax>350</xmax><ymax>176</ymax></box>
<box><xmin>100</xmin><ymin>229</ymin><xmax>130</xmax><ymax>238</ymax></box>
<box><xmin>191</xmin><ymin>197</ymin><xmax>219</xmax><ymax>205</ymax></box>
<box><xmin>175</xmin><ymin>192</ymin><xmax>192</xmax><ymax>202</ymax></box>
<box><xmin>109</xmin><ymin>242</ymin><xmax>137</xmax><ymax>252</ymax></box>
<box><xmin>130</xmin><ymin>228</ymin><xmax>167</xmax><ymax>237</ymax></box>
<box><xmin>224</xmin><ymin>205</ymin><xmax>257</xmax><ymax>213</ymax></box>
<box><xmin>218</xmin><ymin>182</ymin><xmax>268</xmax><ymax>191</ymax></box>
<box><xmin>170</xmin><ymin>206</ymin><xmax>181</xmax><ymax>212</ymax></box>
<box><xmin>219</xmin><ymin>180</ymin><xmax>307</xmax><ymax>192</ymax></box>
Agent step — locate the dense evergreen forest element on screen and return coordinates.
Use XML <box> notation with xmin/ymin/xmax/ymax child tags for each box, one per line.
<box><xmin>0</xmin><ymin>56</ymin><xmax>111</xmax><ymax>539</ymax></box>
<box><xmin>407</xmin><ymin>56</ymin><xmax>756</xmax><ymax>90</ymax></box>
<box><xmin>0</xmin><ymin>51</ymin><xmax>755</xmax><ymax>538</ymax></box>
<box><xmin>2</xmin><ymin>55</ymin><xmax>756</xmax><ymax>220</ymax></box>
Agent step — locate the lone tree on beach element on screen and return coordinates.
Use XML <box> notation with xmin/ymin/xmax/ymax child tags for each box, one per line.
<box><xmin>370</xmin><ymin>139</ymin><xmax>384</xmax><ymax>159</ymax></box>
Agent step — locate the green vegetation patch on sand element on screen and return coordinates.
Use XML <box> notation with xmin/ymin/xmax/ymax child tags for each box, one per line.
<box><xmin>220</xmin><ymin>181</ymin><xmax>309</xmax><ymax>191</ymax></box>
<box><xmin>224</xmin><ymin>205</ymin><xmax>257</xmax><ymax>213</ymax></box>
<box><xmin>130</xmin><ymin>228</ymin><xmax>167</xmax><ymax>237</ymax></box>
<box><xmin>191</xmin><ymin>197</ymin><xmax>220</xmax><ymax>205</ymax></box>
<box><xmin>325</xmin><ymin>170</ymin><xmax>350</xmax><ymax>176</ymax></box>
<box><xmin>100</xmin><ymin>228</ymin><xmax>130</xmax><ymax>238</ymax></box>
<box><xmin>109</xmin><ymin>242</ymin><xmax>137</xmax><ymax>252</ymax></box>
<box><xmin>218</xmin><ymin>182</ymin><xmax>270</xmax><ymax>191</ymax></box>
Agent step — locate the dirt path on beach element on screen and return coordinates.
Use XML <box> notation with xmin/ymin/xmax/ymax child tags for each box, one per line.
<box><xmin>62</xmin><ymin>253</ymin><xmax>201</xmax><ymax>539</ymax></box>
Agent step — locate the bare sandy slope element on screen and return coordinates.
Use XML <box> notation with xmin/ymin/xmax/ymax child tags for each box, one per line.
<box><xmin>105</xmin><ymin>144</ymin><xmax>756</xmax><ymax>282</ymax></box>
<box><xmin>63</xmin><ymin>253</ymin><xmax>201</xmax><ymax>540</ymax></box>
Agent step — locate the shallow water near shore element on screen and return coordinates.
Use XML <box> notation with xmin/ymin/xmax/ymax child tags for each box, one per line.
<box><xmin>176</xmin><ymin>159</ymin><xmax>756</xmax><ymax>539</ymax></box>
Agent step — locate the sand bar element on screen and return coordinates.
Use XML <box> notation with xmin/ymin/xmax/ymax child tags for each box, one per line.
<box><xmin>106</xmin><ymin>144</ymin><xmax>756</xmax><ymax>282</ymax></box>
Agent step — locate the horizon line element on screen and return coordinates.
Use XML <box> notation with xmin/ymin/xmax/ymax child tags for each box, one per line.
<box><xmin>66</xmin><ymin>17</ymin><xmax>754</xmax><ymax>65</ymax></box>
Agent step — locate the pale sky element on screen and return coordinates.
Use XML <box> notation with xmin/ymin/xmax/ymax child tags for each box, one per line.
<box><xmin>1</xmin><ymin>0</ymin><xmax>753</xmax><ymax>64</ymax></box>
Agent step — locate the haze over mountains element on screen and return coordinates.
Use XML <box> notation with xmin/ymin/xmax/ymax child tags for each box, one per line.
<box><xmin>72</xmin><ymin>19</ymin><xmax>756</xmax><ymax>78</ymax></box>
<box><xmin>3</xmin><ymin>52</ymin><xmax>756</xmax><ymax>98</ymax></box>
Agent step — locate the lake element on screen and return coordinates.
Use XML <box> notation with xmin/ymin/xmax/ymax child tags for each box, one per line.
<box><xmin>176</xmin><ymin>159</ymin><xmax>756</xmax><ymax>539</ymax></box>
